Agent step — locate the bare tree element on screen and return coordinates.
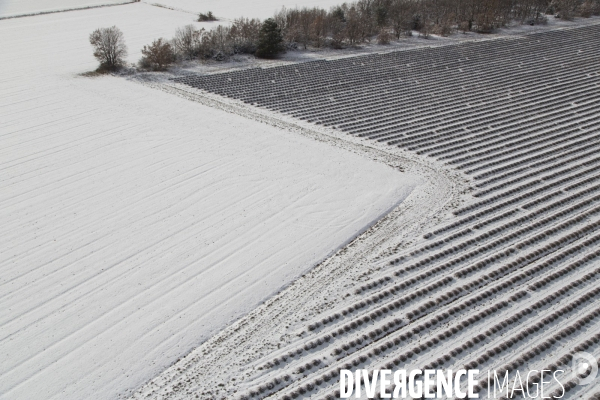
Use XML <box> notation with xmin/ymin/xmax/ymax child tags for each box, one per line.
<box><xmin>173</xmin><ymin>25</ymin><xmax>202</xmax><ymax>60</ymax></box>
<box><xmin>281</xmin><ymin>8</ymin><xmax>301</xmax><ymax>45</ymax></box>
<box><xmin>298</xmin><ymin>8</ymin><xmax>314</xmax><ymax>49</ymax></box>
<box><xmin>211</xmin><ymin>25</ymin><xmax>232</xmax><ymax>55</ymax></box>
<box><xmin>555</xmin><ymin>0</ymin><xmax>581</xmax><ymax>19</ymax></box>
<box><xmin>580</xmin><ymin>0</ymin><xmax>600</xmax><ymax>16</ymax></box>
<box><xmin>140</xmin><ymin>38</ymin><xmax>175</xmax><ymax>71</ymax></box>
<box><xmin>389</xmin><ymin>0</ymin><xmax>415</xmax><ymax>38</ymax></box>
<box><xmin>345</xmin><ymin>6</ymin><xmax>362</xmax><ymax>44</ymax></box>
<box><xmin>89</xmin><ymin>26</ymin><xmax>127</xmax><ymax>71</ymax></box>
<box><xmin>138</xmin><ymin>0</ymin><xmax>562</xmax><ymax>65</ymax></box>
<box><xmin>514</xmin><ymin>0</ymin><xmax>548</xmax><ymax>24</ymax></box>
<box><xmin>228</xmin><ymin>18</ymin><xmax>261</xmax><ymax>53</ymax></box>
<box><xmin>311</xmin><ymin>9</ymin><xmax>328</xmax><ymax>47</ymax></box>
<box><xmin>273</xmin><ymin>6</ymin><xmax>291</xmax><ymax>40</ymax></box>
<box><xmin>329</xmin><ymin>5</ymin><xmax>347</xmax><ymax>48</ymax></box>
<box><xmin>356</xmin><ymin>0</ymin><xmax>375</xmax><ymax>42</ymax></box>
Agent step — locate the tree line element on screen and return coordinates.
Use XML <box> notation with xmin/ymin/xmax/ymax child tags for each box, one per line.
<box><xmin>90</xmin><ymin>0</ymin><xmax>600</xmax><ymax>71</ymax></box>
<box><xmin>271</xmin><ymin>0</ymin><xmax>599</xmax><ymax>46</ymax></box>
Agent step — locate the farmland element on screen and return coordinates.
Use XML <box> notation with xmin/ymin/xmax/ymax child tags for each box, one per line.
<box><xmin>0</xmin><ymin>3</ymin><xmax>413</xmax><ymax>400</ymax></box>
<box><xmin>132</xmin><ymin>23</ymin><xmax>600</xmax><ymax>399</ymax></box>
<box><xmin>138</xmin><ymin>0</ymin><xmax>343</xmax><ymax>20</ymax></box>
<box><xmin>0</xmin><ymin>0</ymin><xmax>131</xmax><ymax>18</ymax></box>
<box><xmin>1</xmin><ymin>0</ymin><xmax>600</xmax><ymax>399</ymax></box>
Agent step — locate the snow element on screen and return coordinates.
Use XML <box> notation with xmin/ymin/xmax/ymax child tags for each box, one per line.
<box><xmin>125</xmin><ymin>19</ymin><xmax>600</xmax><ymax>400</ymax></box>
<box><xmin>141</xmin><ymin>0</ymin><xmax>344</xmax><ymax>20</ymax></box>
<box><xmin>0</xmin><ymin>3</ymin><xmax>416</xmax><ymax>400</ymax></box>
<box><xmin>0</xmin><ymin>0</ymin><xmax>129</xmax><ymax>18</ymax></box>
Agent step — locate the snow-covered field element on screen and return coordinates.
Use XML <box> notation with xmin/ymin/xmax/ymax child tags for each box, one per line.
<box><xmin>0</xmin><ymin>4</ymin><xmax>415</xmax><ymax>400</ymax></box>
<box><xmin>3</xmin><ymin>1</ymin><xmax>600</xmax><ymax>400</ymax></box>
<box><xmin>141</xmin><ymin>0</ymin><xmax>342</xmax><ymax>20</ymax></box>
<box><xmin>129</xmin><ymin>21</ymin><xmax>600</xmax><ymax>400</ymax></box>
<box><xmin>0</xmin><ymin>0</ymin><xmax>131</xmax><ymax>18</ymax></box>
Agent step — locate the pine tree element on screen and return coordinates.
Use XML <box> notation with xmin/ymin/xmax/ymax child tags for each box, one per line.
<box><xmin>255</xmin><ymin>18</ymin><xmax>284</xmax><ymax>59</ymax></box>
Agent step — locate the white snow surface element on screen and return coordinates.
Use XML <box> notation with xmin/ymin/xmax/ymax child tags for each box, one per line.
<box><xmin>141</xmin><ymin>0</ymin><xmax>343</xmax><ymax>20</ymax></box>
<box><xmin>0</xmin><ymin>0</ymin><xmax>129</xmax><ymax>18</ymax></box>
<box><xmin>0</xmin><ymin>4</ymin><xmax>416</xmax><ymax>400</ymax></box>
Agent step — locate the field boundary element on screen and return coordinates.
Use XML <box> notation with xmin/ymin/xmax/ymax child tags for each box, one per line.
<box><xmin>126</xmin><ymin>75</ymin><xmax>469</xmax><ymax>400</ymax></box>
<box><xmin>128</xmin><ymin>23</ymin><xmax>600</xmax><ymax>399</ymax></box>
<box><xmin>0</xmin><ymin>1</ymin><xmax>137</xmax><ymax>21</ymax></box>
<box><xmin>142</xmin><ymin>1</ymin><xmax>202</xmax><ymax>16</ymax></box>
<box><xmin>134</xmin><ymin>76</ymin><xmax>465</xmax><ymax>179</ymax></box>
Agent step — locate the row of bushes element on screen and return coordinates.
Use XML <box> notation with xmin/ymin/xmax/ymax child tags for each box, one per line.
<box><xmin>89</xmin><ymin>0</ymin><xmax>600</xmax><ymax>71</ymax></box>
<box><xmin>137</xmin><ymin>17</ymin><xmax>285</xmax><ymax>70</ymax></box>
<box><xmin>88</xmin><ymin>18</ymin><xmax>285</xmax><ymax>71</ymax></box>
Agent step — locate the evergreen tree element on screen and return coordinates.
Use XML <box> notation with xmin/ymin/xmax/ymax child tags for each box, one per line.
<box><xmin>255</xmin><ymin>18</ymin><xmax>284</xmax><ymax>59</ymax></box>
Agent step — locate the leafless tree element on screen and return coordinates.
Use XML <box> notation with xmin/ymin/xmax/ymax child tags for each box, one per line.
<box><xmin>345</xmin><ymin>6</ymin><xmax>362</xmax><ymax>44</ymax></box>
<box><xmin>280</xmin><ymin>8</ymin><xmax>302</xmax><ymax>45</ymax></box>
<box><xmin>329</xmin><ymin>5</ymin><xmax>347</xmax><ymax>48</ymax></box>
<box><xmin>311</xmin><ymin>9</ymin><xmax>328</xmax><ymax>47</ymax></box>
<box><xmin>297</xmin><ymin>8</ymin><xmax>314</xmax><ymax>49</ymax></box>
<box><xmin>140</xmin><ymin>38</ymin><xmax>175</xmax><ymax>71</ymax></box>
<box><xmin>356</xmin><ymin>0</ymin><xmax>376</xmax><ymax>42</ymax></box>
<box><xmin>389</xmin><ymin>0</ymin><xmax>415</xmax><ymax>38</ymax></box>
<box><xmin>273</xmin><ymin>6</ymin><xmax>291</xmax><ymax>40</ymax></box>
<box><xmin>210</xmin><ymin>25</ymin><xmax>232</xmax><ymax>55</ymax></box>
<box><xmin>172</xmin><ymin>25</ymin><xmax>202</xmax><ymax>60</ymax></box>
<box><xmin>150</xmin><ymin>0</ymin><xmax>560</xmax><ymax>63</ymax></box>
<box><xmin>514</xmin><ymin>0</ymin><xmax>548</xmax><ymax>23</ymax></box>
<box><xmin>555</xmin><ymin>0</ymin><xmax>582</xmax><ymax>19</ymax></box>
<box><xmin>89</xmin><ymin>26</ymin><xmax>127</xmax><ymax>71</ymax></box>
<box><xmin>580</xmin><ymin>0</ymin><xmax>600</xmax><ymax>16</ymax></box>
<box><xmin>228</xmin><ymin>18</ymin><xmax>261</xmax><ymax>53</ymax></box>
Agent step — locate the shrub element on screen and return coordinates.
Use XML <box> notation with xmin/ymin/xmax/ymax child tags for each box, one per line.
<box><xmin>377</xmin><ymin>29</ymin><xmax>393</xmax><ymax>44</ymax></box>
<box><xmin>255</xmin><ymin>18</ymin><xmax>285</xmax><ymax>58</ymax></box>
<box><xmin>435</xmin><ymin>21</ymin><xmax>453</xmax><ymax>36</ymax></box>
<box><xmin>140</xmin><ymin>38</ymin><xmax>176</xmax><ymax>71</ymax></box>
<box><xmin>89</xmin><ymin>26</ymin><xmax>127</xmax><ymax>71</ymax></box>
<box><xmin>198</xmin><ymin>11</ymin><xmax>217</xmax><ymax>22</ymax></box>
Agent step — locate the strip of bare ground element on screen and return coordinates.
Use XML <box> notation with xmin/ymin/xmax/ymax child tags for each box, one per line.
<box><xmin>122</xmin><ymin>76</ymin><xmax>469</xmax><ymax>400</ymax></box>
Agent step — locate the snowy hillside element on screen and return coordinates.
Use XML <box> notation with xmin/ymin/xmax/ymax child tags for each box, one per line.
<box><xmin>140</xmin><ymin>0</ymin><xmax>343</xmax><ymax>20</ymax></box>
<box><xmin>0</xmin><ymin>3</ymin><xmax>414</xmax><ymax>400</ymax></box>
<box><xmin>0</xmin><ymin>0</ymin><xmax>130</xmax><ymax>18</ymax></box>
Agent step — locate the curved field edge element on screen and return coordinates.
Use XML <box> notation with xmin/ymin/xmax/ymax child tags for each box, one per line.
<box><xmin>125</xmin><ymin>77</ymin><xmax>468</xmax><ymax>400</ymax></box>
<box><xmin>126</xmin><ymin>23</ymin><xmax>600</xmax><ymax>400</ymax></box>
